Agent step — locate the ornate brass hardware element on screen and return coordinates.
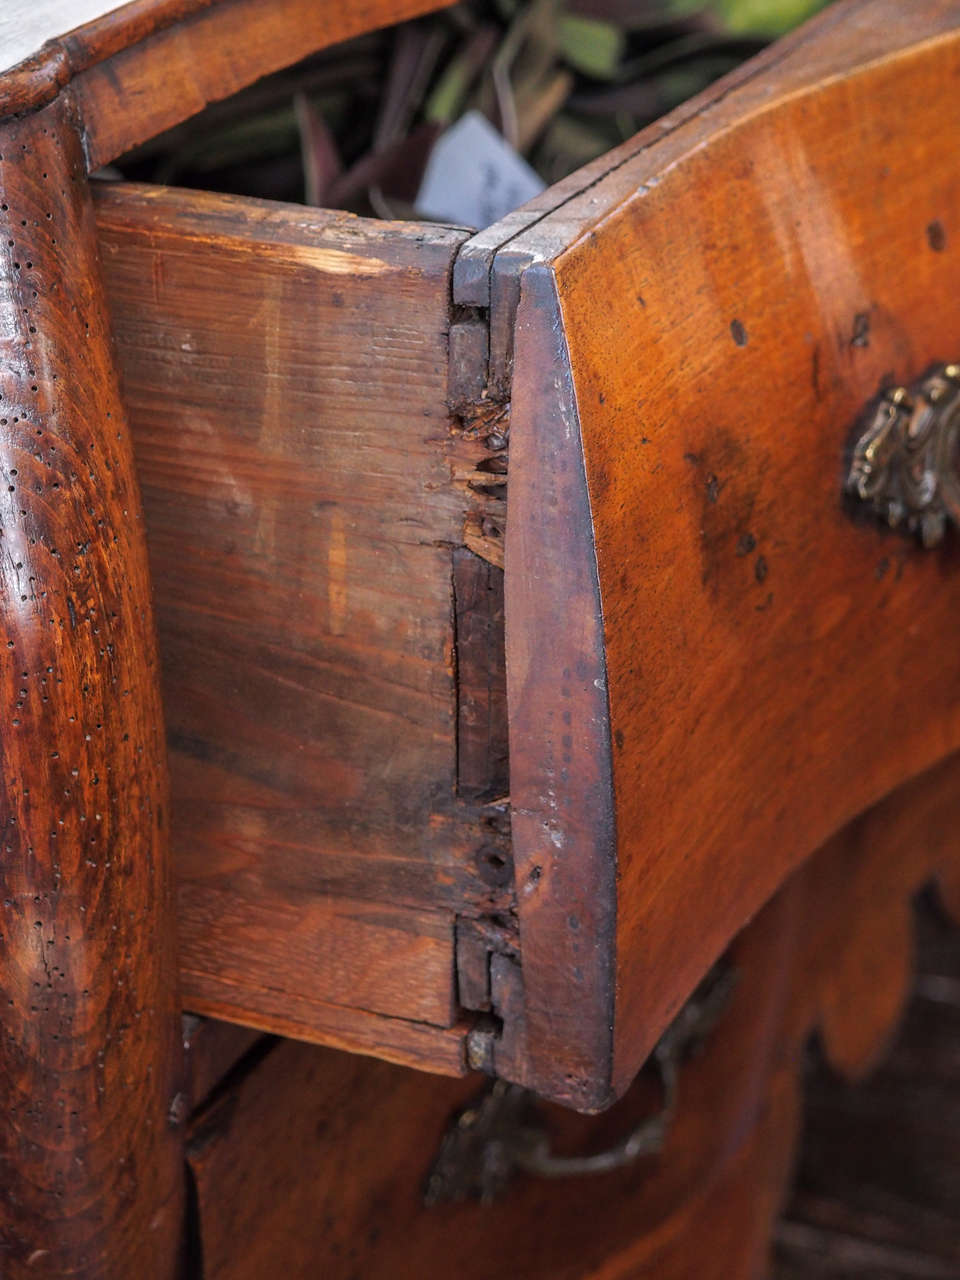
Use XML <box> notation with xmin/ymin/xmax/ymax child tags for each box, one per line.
<box><xmin>424</xmin><ymin>963</ymin><xmax>735</xmax><ymax>1205</ymax></box>
<box><xmin>846</xmin><ymin>364</ymin><xmax>960</xmax><ymax>547</ymax></box>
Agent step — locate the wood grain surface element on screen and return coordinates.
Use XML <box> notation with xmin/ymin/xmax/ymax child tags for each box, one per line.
<box><xmin>776</xmin><ymin>897</ymin><xmax>960</xmax><ymax>1279</ymax></box>
<box><xmin>499</xmin><ymin>266</ymin><xmax>616</xmax><ymax>1105</ymax></box>
<box><xmin>0</xmin><ymin>100</ymin><xmax>184</xmax><ymax>1277</ymax></box>
<box><xmin>1</xmin><ymin>0</ymin><xmax>452</xmax><ymax>152</ymax></box>
<box><xmin>186</xmin><ymin>751</ymin><xmax>960</xmax><ymax>1278</ymax></box>
<box><xmin>496</xmin><ymin>0</ymin><xmax>960</xmax><ymax>1104</ymax></box>
<box><xmin>783</xmin><ymin>749</ymin><xmax>960</xmax><ymax>1079</ymax></box>
<box><xmin>4</xmin><ymin>0</ymin><xmax>959</xmax><ymax>1235</ymax></box>
<box><xmin>187</xmin><ymin>883</ymin><xmax>800</xmax><ymax>1280</ymax></box>
<box><xmin>93</xmin><ymin>182</ymin><xmax>497</xmax><ymax>1069</ymax></box>
<box><xmin>181</xmin><ymin>1014</ymin><xmax>266</xmax><ymax>1112</ymax></box>
<box><xmin>0</xmin><ymin>4</ymin><xmax>460</xmax><ymax>1269</ymax></box>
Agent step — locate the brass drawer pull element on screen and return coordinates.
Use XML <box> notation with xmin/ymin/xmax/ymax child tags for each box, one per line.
<box><xmin>846</xmin><ymin>363</ymin><xmax>960</xmax><ymax>547</ymax></box>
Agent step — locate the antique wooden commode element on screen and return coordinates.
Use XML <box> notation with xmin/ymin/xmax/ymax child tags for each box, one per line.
<box><xmin>3</xmin><ymin>0</ymin><xmax>960</xmax><ymax>1275</ymax></box>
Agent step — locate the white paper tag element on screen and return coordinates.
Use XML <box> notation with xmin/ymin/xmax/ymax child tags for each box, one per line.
<box><xmin>416</xmin><ymin>110</ymin><xmax>546</xmax><ymax>230</ymax></box>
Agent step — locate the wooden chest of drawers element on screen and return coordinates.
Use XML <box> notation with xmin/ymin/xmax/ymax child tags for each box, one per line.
<box><xmin>3</xmin><ymin>0</ymin><xmax>960</xmax><ymax>1273</ymax></box>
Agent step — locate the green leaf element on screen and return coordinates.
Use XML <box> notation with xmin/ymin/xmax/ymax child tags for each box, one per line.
<box><xmin>557</xmin><ymin>14</ymin><xmax>625</xmax><ymax>79</ymax></box>
<box><xmin>711</xmin><ymin>0</ymin><xmax>830</xmax><ymax>36</ymax></box>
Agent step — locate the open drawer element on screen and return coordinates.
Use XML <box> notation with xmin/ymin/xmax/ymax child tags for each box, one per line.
<box><xmin>97</xmin><ymin>0</ymin><xmax>960</xmax><ymax>1109</ymax></box>
<box><xmin>6</xmin><ymin>0</ymin><xmax>960</xmax><ymax>1119</ymax></box>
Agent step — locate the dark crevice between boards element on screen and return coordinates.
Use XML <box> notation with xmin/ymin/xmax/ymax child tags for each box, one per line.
<box><xmin>448</xmin><ymin>271</ymin><xmax>524</xmax><ymax>1068</ymax></box>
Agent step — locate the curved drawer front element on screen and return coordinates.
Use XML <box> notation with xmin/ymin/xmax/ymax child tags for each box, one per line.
<box><xmin>486</xmin><ymin>0</ymin><xmax>960</xmax><ymax>1105</ymax></box>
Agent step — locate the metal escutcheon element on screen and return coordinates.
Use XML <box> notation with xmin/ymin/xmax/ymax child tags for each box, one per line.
<box><xmin>846</xmin><ymin>363</ymin><xmax>960</xmax><ymax>548</ymax></box>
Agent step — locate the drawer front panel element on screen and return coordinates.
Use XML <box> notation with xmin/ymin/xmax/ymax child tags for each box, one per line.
<box><xmin>485</xmin><ymin>0</ymin><xmax>960</xmax><ymax>1104</ymax></box>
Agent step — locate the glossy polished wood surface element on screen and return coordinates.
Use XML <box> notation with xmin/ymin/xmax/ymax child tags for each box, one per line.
<box><xmin>495</xmin><ymin>0</ymin><xmax>960</xmax><ymax>1105</ymax></box>
<box><xmin>785</xmin><ymin>749</ymin><xmax>960</xmax><ymax>1079</ymax></box>
<box><xmin>0</xmin><ymin>100</ymin><xmax>183</xmax><ymax>1276</ymax></box>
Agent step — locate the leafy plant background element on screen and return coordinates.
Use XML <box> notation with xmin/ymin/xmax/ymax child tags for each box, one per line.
<box><xmin>114</xmin><ymin>0</ymin><xmax>832</xmax><ymax>221</ymax></box>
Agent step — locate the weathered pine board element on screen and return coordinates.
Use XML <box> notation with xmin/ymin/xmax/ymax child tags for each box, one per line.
<box><xmin>94</xmin><ymin>183</ymin><xmax>484</xmax><ymax>1068</ymax></box>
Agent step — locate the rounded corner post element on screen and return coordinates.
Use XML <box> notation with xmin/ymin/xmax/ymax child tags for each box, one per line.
<box><xmin>0</xmin><ymin>96</ymin><xmax>184</xmax><ymax>1274</ymax></box>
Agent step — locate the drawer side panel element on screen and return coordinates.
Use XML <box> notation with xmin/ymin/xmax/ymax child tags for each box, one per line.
<box><xmin>95</xmin><ymin>184</ymin><xmax>482</xmax><ymax>1066</ymax></box>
